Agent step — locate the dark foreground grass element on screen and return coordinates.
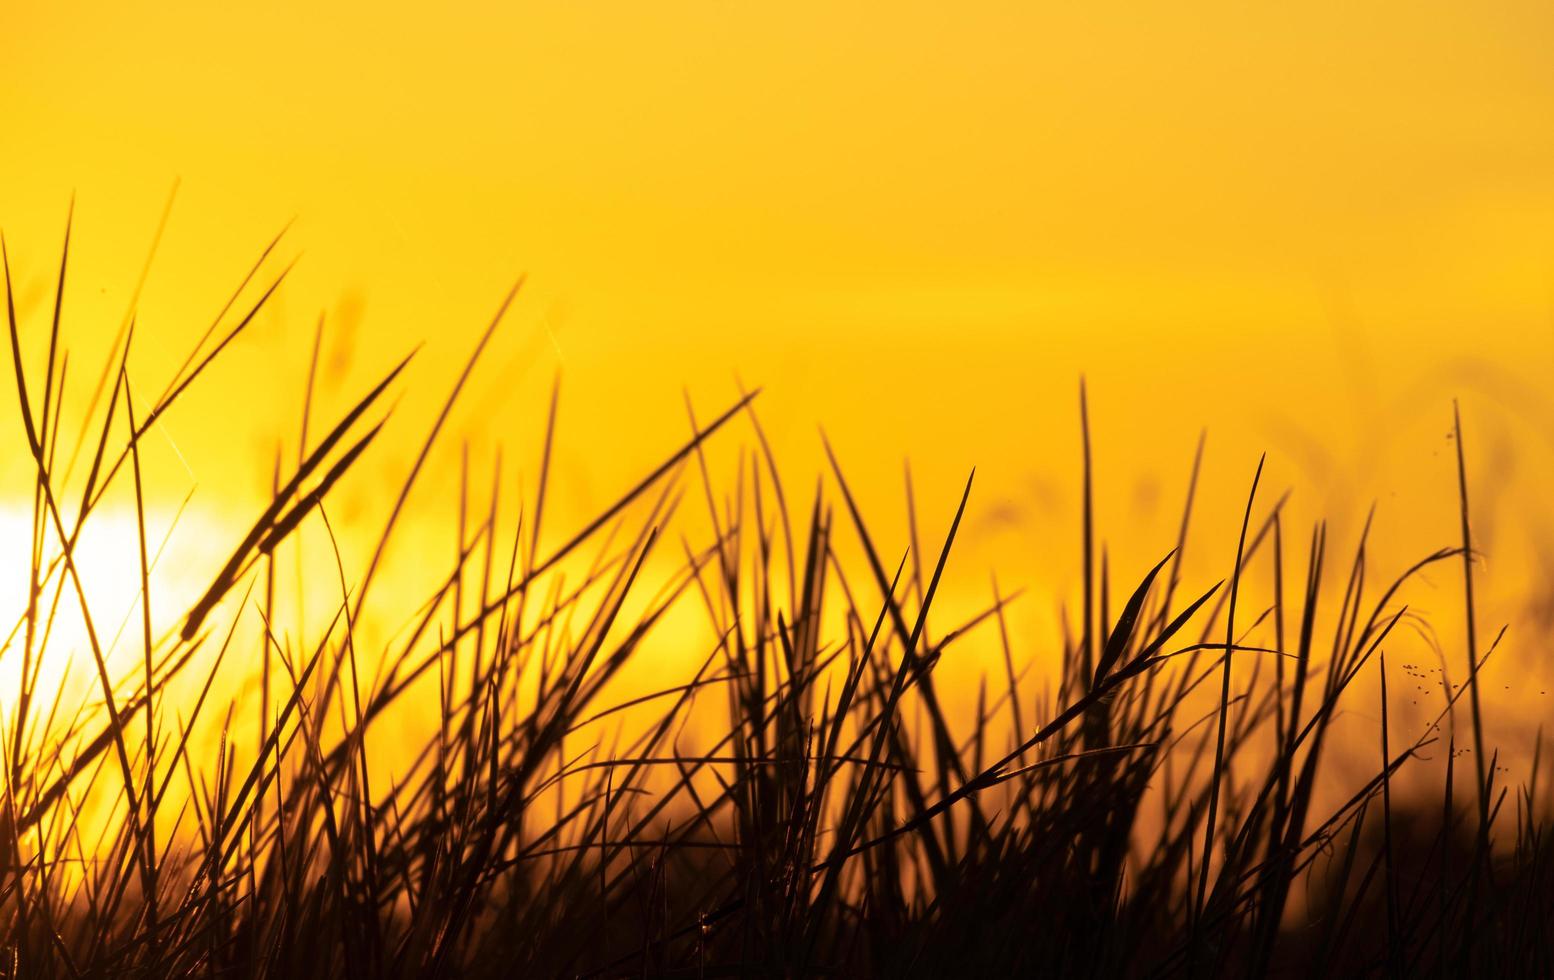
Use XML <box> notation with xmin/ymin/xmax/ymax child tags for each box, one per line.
<box><xmin>0</xmin><ymin>226</ymin><xmax>1550</xmax><ymax>978</ymax></box>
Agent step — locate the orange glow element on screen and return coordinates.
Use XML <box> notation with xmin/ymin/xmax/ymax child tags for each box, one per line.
<box><xmin>5</xmin><ymin>1</ymin><xmax>1553</xmax><ymax>667</ymax></box>
<box><xmin>1</xmin><ymin>1</ymin><xmax>1553</xmax><ymax>942</ymax></box>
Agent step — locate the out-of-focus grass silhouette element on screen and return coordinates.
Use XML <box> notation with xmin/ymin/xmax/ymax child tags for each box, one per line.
<box><xmin>0</xmin><ymin>224</ymin><xmax>1549</xmax><ymax>979</ymax></box>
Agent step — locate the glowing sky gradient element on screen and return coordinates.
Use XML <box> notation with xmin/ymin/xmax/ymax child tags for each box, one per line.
<box><xmin>2</xmin><ymin>1</ymin><xmax>1553</xmax><ymax>726</ymax></box>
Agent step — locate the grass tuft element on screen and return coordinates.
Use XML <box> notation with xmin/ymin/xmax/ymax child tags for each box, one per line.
<box><xmin>0</xmin><ymin>228</ymin><xmax>1547</xmax><ymax>977</ymax></box>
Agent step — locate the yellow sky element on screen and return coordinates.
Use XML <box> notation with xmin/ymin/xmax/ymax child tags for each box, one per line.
<box><xmin>2</xmin><ymin>2</ymin><xmax>1553</xmax><ymax>721</ymax></box>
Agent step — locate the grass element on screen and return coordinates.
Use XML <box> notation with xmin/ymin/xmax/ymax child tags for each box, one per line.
<box><xmin>0</xmin><ymin>224</ymin><xmax>1550</xmax><ymax>978</ymax></box>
